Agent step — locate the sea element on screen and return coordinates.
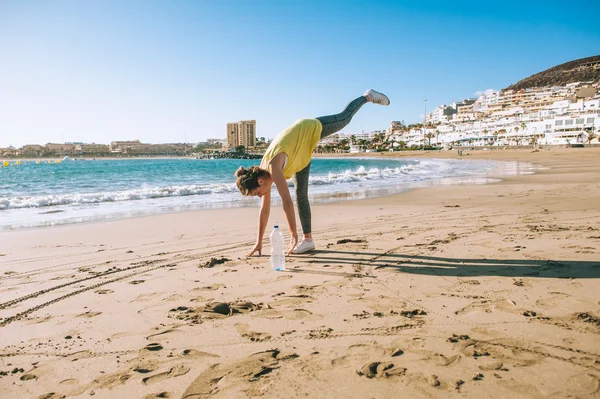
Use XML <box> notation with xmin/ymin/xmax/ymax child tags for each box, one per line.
<box><xmin>0</xmin><ymin>157</ymin><xmax>537</xmax><ymax>231</ymax></box>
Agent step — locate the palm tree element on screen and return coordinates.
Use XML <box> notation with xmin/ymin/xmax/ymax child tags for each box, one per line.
<box><xmin>513</xmin><ymin>126</ymin><xmax>520</xmax><ymax>145</ymax></box>
<box><xmin>424</xmin><ymin>132</ymin><xmax>435</xmax><ymax>147</ymax></box>
<box><xmin>338</xmin><ymin>139</ymin><xmax>350</xmax><ymax>152</ymax></box>
<box><xmin>586</xmin><ymin>131</ymin><xmax>596</xmax><ymax>144</ymax></box>
<box><xmin>358</xmin><ymin>139</ymin><xmax>367</xmax><ymax>151</ymax></box>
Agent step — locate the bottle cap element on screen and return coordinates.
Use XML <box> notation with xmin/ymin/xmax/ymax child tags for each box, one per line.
<box><xmin>274</xmin><ymin>225</ymin><xmax>279</xmax><ymax>228</ymax></box>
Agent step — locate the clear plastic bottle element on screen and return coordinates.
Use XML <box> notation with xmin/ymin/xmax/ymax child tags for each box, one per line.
<box><xmin>270</xmin><ymin>225</ymin><xmax>286</xmax><ymax>271</ymax></box>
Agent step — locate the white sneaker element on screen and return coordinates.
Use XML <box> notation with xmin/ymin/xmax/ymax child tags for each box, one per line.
<box><xmin>292</xmin><ymin>239</ymin><xmax>315</xmax><ymax>254</ymax></box>
<box><xmin>364</xmin><ymin>89</ymin><xmax>390</xmax><ymax>106</ymax></box>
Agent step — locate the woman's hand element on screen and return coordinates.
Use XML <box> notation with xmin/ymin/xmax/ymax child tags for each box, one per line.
<box><xmin>287</xmin><ymin>234</ymin><xmax>298</xmax><ymax>255</ymax></box>
<box><xmin>247</xmin><ymin>242</ymin><xmax>262</xmax><ymax>257</ymax></box>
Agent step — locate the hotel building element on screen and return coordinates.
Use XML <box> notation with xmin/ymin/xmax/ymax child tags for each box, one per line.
<box><xmin>226</xmin><ymin>120</ymin><xmax>257</xmax><ymax>149</ymax></box>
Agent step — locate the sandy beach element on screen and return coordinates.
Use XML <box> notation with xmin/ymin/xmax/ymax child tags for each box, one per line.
<box><xmin>1</xmin><ymin>147</ymin><xmax>599</xmax><ymax>398</ymax></box>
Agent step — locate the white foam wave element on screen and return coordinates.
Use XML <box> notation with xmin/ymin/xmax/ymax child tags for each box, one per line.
<box><xmin>308</xmin><ymin>162</ymin><xmax>454</xmax><ymax>185</ymax></box>
<box><xmin>0</xmin><ymin>183</ymin><xmax>239</xmax><ymax>210</ymax></box>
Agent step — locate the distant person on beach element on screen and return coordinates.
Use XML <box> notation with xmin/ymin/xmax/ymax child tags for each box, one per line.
<box><xmin>235</xmin><ymin>89</ymin><xmax>390</xmax><ymax>256</ymax></box>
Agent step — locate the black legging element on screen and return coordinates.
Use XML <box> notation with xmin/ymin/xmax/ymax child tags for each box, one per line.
<box><xmin>294</xmin><ymin>95</ymin><xmax>368</xmax><ymax>234</ymax></box>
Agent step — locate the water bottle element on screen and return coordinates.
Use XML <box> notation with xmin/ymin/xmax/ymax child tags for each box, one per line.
<box><xmin>270</xmin><ymin>225</ymin><xmax>285</xmax><ymax>271</ymax></box>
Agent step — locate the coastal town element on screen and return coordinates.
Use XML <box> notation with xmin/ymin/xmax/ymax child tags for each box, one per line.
<box><xmin>1</xmin><ymin>80</ymin><xmax>599</xmax><ymax>159</ymax></box>
<box><xmin>383</xmin><ymin>80</ymin><xmax>600</xmax><ymax>150</ymax></box>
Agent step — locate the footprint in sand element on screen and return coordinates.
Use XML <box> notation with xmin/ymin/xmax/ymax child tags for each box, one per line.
<box><xmin>129</xmin><ymin>280</ymin><xmax>145</xmax><ymax>285</ymax></box>
<box><xmin>59</xmin><ymin>378</ymin><xmax>79</xmax><ymax>385</ymax></box>
<box><xmin>347</xmin><ymin>295</ymin><xmax>407</xmax><ymax>313</ymax></box>
<box><xmin>461</xmin><ymin>340</ymin><xmax>543</xmax><ymax>367</ymax></box>
<box><xmin>170</xmin><ymin>301</ymin><xmax>263</xmax><ymax>324</ymax></box>
<box><xmin>235</xmin><ymin>323</ymin><xmax>272</xmax><ymax>342</ymax></box>
<box><xmin>260</xmin><ymin>275</ymin><xmax>293</xmax><ymax>285</ymax></box>
<box><xmin>430</xmin><ymin>354</ymin><xmax>460</xmax><ymax>367</ymax></box>
<box><xmin>92</xmin><ymin>372</ymin><xmax>131</xmax><ymax>390</ymax></box>
<box><xmin>535</xmin><ymin>292</ymin><xmax>579</xmax><ymax>309</ymax></box>
<box><xmin>163</xmin><ymin>294</ymin><xmax>185</xmax><ymax>302</ymax></box>
<box><xmin>253</xmin><ymin>307</ymin><xmax>319</xmax><ymax>321</ymax></box>
<box><xmin>142</xmin><ymin>393</ymin><xmax>171</xmax><ymax>399</ymax></box>
<box><xmin>37</xmin><ymin>394</ymin><xmax>66</xmax><ymax>399</ymax></box>
<box><xmin>24</xmin><ymin>315</ymin><xmax>53</xmax><ymax>325</ymax></box>
<box><xmin>282</xmin><ymin>308</ymin><xmax>316</xmax><ymax>320</ymax></box>
<box><xmin>190</xmin><ymin>295</ymin><xmax>215</xmax><ymax>303</ymax></box>
<box><xmin>331</xmin><ymin>343</ymin><xmax>388</xmax><ymax>367</ymax></box>
<box><xmin>146</xmin><ymin>327</ymin><xmax>184</xmax><ymax>342</ymax></box>
<box><xmin>181</xmin><ymin>349</ymin><xmax>219</xmax><ymax>359</ymax></box>
<box><xmin>293</xmin><ymin>284</ymin><xmax>327</xmax><ymax>295</ymax></box>
<box><xmin>94</xmin><ymin>289</ymin><xmax>114</xmax><ymax>295</ymax></box>
<box><xmin>133</xmin><ymin>360</ymin><xmax>160</xmax><ymax>374</ymax></box>
<box><xmin>131</xmin><ymin>292</ymin><xmax>163</xmax><ymax>303</ymax></box>
<box><xmin>270</xmin><ymin>294</ymin><xmax>315</xmax><ymax>307</ymax></box>
<box><xmin>565</xmin><ymin>373</ymin><xmax>600</xmax><ymax>396</ymax></box>
<box><xmin>478</xmin><ymin>360</ymin><xmax>503</xmax><ymax>371</ymax></box>
<box><xmin>356</xmin><ymin>362</ymin><xmax>406</xmax><ymax>378</ymax></box>
<box><xmin>143</xmin><ymin>343</ymin><xmax>163</xmax><ymax>352</ymax></box>
<box><xmin>455</xmin><ymin>298</ymin><xmax>520</xmax><ymax>316</ymax></box>
<box><xmin>193</xmin><ymin>283</ymin><xmax>225</xmax><ymax>292</ymax></box>
<box><xmin>142</xmin><ymin>364</ymin><xmax>190</xmax><ymax>384</ymax></box>
<box><xmin>76</xmin><ymin>311</ymin><xmax>102</xmax><ymax>318</ymax></box>
<box><xmin>181</xmin><ymin>349</ymin><xmax>297</xmax><ymax>398</ymax></box>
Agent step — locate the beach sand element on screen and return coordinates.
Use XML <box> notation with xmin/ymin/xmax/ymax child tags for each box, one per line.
<box><xmin>1</xmin><ymin>147</ymin><xmax>599</xmax><ymax>398</ymax></box>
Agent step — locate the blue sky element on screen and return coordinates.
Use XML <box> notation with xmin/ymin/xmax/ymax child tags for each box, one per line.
<box><xmin>1</xmin><ymin>0</ymin><xmax>598</xmax><ymax>147</ymax></box>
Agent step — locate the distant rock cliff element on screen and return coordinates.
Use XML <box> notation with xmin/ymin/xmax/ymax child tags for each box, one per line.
<box><xmin>503</xmin><ymin>55</ymin><xmax>600</xmax><ymax>91</ymax></box>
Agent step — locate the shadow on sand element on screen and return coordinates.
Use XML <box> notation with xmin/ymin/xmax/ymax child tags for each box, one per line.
<box><xmin>283</xmin><ymin>268</ymin><xmax>375</xmax><ymax>278</ymax></box>
<box><xmin>289</xmin><ymin>249</ymin><xmax>600</xmax><ymax>279</ymax></box>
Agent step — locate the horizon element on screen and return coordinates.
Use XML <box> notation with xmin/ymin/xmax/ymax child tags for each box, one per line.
<box><xmin>1</xmin><ymin>0</ymin><xmax>599</xmax><ymax>148</ymax></box>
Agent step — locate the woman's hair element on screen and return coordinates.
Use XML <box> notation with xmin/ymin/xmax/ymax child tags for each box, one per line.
<box><xmin>234</xmin><ymin>166</ymin><xmax>270</xmax><ymax>196</ymax></box>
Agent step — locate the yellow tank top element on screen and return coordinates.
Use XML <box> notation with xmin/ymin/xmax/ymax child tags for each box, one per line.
<box><xmin>260</xmin><ymin>118</ymin><xmax>323</xmax><ymax>179</ymax></box>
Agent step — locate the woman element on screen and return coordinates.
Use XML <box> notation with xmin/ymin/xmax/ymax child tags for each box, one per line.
<box><xmin>235</xmin><ymin>89</ymin><xmax>390</xmax><ymax>256</ymax></box>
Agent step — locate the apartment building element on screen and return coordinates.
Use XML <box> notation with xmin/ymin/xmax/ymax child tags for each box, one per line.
<box><xmin>396</xmin><ymin>84</ymin><xmax>600</xmax><ymax>148</ymax></box>
<box><xmin>20</xmin><ymin>144</ymin><xmax>45</xmax><ymax>157</ymax></box>
<box><xmin>226</xmin><ymin>120</ymin><xmax>256</xmax><ymax>149</ymax></box>
<box><xmin>0</xmin><ymin>146</ymin><xmax>18</xmax><ymax>157</ymax></box>
<box><xmin>45</xmin><ymin>143</ymin><xmax>77</xmax><ymax>155</ymax></box>
<box><xmin>426</xmin><ymin>105</ymin><xmax>457</xmax><ymax>125</ymax></box>
<box><xmin>80</xmin><ymin>143</ymin><xmax>110</xmax><ymax>155</ymax></box>
<box><xmin>110</xmin><ymin>140</ymin><xmax>143</xmax><ymax>154</ymax></box>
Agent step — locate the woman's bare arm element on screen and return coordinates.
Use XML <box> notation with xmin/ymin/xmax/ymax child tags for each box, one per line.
<box><xmin>248</xmin><ymin>189</ymin><xmax>271</xmax><ymax>256</ymax></box>
<box><xmin>269</xmin><ymin>154</ymin><xmax>298</xmax><ymax>254</ymax></box>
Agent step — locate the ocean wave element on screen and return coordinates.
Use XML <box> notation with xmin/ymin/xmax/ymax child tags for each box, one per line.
<box><xmin>0</xmin><ymin>161</ymin><xmax>488</xmax><ymax>210</ymax></box>
<box><xmin>308</xmin><ymin>161</ymin><xmax>463</xmax><ymax>185</ymax></box>
<box><xmin>0</xmin><ymin>183</ymin><xmax>239</xmax><ymax>210</ymax></box>
<box><xmin>0</xmin><ymin>160</ymin><xmax>496</xmax><ymax>210</ymax></box>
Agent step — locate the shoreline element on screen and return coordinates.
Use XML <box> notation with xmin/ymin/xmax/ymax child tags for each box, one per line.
<box><xmin>2</xmin><ymin>154</ymin><xmax>532</xmax><ymax>232</ymax></box>
<box><xmin>1</xmin><ymin>147</ymin><xmax>599</xmax><ymax>398</ymax></box>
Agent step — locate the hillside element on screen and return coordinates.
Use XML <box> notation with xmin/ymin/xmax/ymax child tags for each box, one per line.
<box><xmin>503</xmin><ymin>55</ymin><xmax>600</xmax><ymax>91</ymax></box>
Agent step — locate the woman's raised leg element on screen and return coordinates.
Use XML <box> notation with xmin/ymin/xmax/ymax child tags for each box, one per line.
<box><xmin>316</xmin><ymin>89</ymin><xmax>389</xmax><ymax>139</ymax></box>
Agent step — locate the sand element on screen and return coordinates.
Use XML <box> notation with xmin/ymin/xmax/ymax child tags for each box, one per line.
<box><xmin>1</xmin><ymin>147</ymin><xmax>599</xmax><ymax>399</ymax></box>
